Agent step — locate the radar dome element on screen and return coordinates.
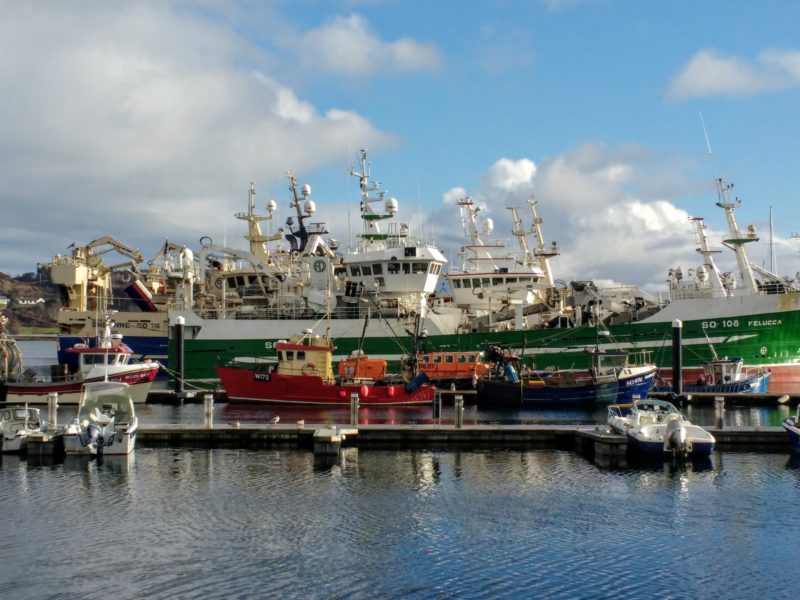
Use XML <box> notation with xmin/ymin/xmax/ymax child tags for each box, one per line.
<box><xmin>482</xmin><ymin>218</ymin><xmax>494</xmax><ymax>236</ymax></box>
<box><xmin>266</xmin><ymin>199</ymin><xmax>277</xmax><ymax>214</ymax></box>
<box><xmin>695</xmin><ymin>264</ymin><xmax>707</xmax><ymax>282</ymax></box>
<box><xmin>304</xmin><ymin>200</ymin><xmax>316</xmax><ymax>215</ymax></box>
<box><xmin>301</xmin><ymin>184</ymin><xmax>311</xmax><ymax>198</ymax></box>
<box><xmin>385</xmin><ymin>197</ymin><xmax>398</xmax><ymax>214</ymax></box>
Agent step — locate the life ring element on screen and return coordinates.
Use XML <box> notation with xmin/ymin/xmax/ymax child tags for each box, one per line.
<box><xmin>302</xmin><ymin>363</ymin><xmax>317</xmax><ymax>375</ymax></box>
<box><xmin>121</xmin><ymin>272</ymin><xmax>132</xmax><ymax>283</ymax></box>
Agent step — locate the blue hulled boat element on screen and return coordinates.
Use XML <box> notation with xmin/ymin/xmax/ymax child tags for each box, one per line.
<box><xmin>477</xmin><ymin>345</ymin><xmax>657</xmax><ymax>407</ymax></box>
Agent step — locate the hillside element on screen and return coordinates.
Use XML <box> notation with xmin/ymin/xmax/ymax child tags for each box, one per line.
<box><xmin>0</xmin><ymin>271</ymin><xmax>62</xmax><ymax>333</ymax></box>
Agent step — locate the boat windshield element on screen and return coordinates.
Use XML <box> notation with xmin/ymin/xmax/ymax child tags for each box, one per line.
<box><xmin>78</xmin><ymin>383</ymin><xmax>135</xmax><ymax>424</ymax></box>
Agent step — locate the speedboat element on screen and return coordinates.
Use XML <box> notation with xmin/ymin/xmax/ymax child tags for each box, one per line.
<box><xmin>0</xmin><ymin>406</ymin><xmax>44</xmax><ymax>453</ymax></box>
<box><xmin>64</xmin><ymin>381</ymin><xmax>138</xmax><ymax>455</ymax></box>
<box><xmin>782</xmin><ymin>406</ymin><xmax>800</xmax><ymax>454</ymax></box>
<box><xmin>607</xmin><ymin>398</ymin><xmax>715</xmax><ymax>457</ymax></box>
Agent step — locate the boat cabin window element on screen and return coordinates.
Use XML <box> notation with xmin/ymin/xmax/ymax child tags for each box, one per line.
<box><xmin>445</xmin><ymin>355</ymin><xmax>455</xmax><ymax>364</ymax></box>
<box><xmin>388</xmin><ymin>262</ymin><xmax>400</xmax><ymax>274</ymax></box>
<box><xmin>472</xmin><ymin>278</ymin><xmax>481</xmax><ymax>288</ymax></box>
<box><xmin>297</xmin><ymin>351</ymin><xmax>306</xmax><ymax>361</ymax></box>
<box><xmin>493</xmin><ymin>277</ymin><xmax>503</xmax><ymax>286</ymax></box>
<box><xmin>362</xmin><ymin>265</ymin><xmax>372</xmax><ymax>276</ymax></box>
<box><xmin>372</xmin><ymin>264</ymin><xmax>383</xmax><ymax>275</ymax></box>
<box><xmin>413</xmin><ymin>262</ymin><xmax>427</xmax><ymax>274</ymax></box>
<box><xmin>482</xmin><ymin>278</ymin><xmax>490</xmax><ymax>288</ymax></box>
<box><xmin>82</xmin><ymin>353</ymin><xmax>113</xmax><ymax>366</ymax></box>
<box><xmin>506</xmin><ymin>278</ymin><xmax>517</xmax><ymax>284</ymax></box>
<box><xmin>433</xmin><ymin>355</ymin><xmax>442</xmax><ymax>364</ymax></box>
<box><xmin>452</xmin><ymin>279</ymin><xmax>461</xmax><ymax>288</ymax></box>
<box><xmin>350</xmin><ymin>265</ymin><xmax>361</xmax><ymax>276</ymax></box>
<box><xmin>403</xmin><ymin>263</ymin><xmax>411</xmax><ymax>274</ymax></box>
<box><xmin>421</xmin><ymin>355</ymin><xmax>431</xmax><ymax>364</ymax></box>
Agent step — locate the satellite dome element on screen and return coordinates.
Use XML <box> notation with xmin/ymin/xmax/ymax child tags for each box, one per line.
<box><xmin>482</xmin><ymin>218</ymin><xmax>494</xmax><ymax>236</ymax></box>
<box><xmin>385</xmin><ymin>197</ymin><xmax>398</xmax><ymax>214</ymax></box>
<box><xmin>304</xmin><ymin>200</ymin><xmax>316</xmax><ymax>215</ymax></box>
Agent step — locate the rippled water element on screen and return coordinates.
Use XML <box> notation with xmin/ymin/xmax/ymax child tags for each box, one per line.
<box><xmin>2</xmin><ymin>449</ymin><xmax>800</xmax><ymax>599</ymax></box>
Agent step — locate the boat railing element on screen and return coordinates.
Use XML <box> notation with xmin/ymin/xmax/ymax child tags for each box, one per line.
<box><xmin>194</xmin><ymin>303</ymin><xmax>392</xmax><ymax>321</ymax></box>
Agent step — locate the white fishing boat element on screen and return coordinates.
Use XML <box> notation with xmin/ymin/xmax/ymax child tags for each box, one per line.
<box><xmin>3</xmin><ymin>319</ymin><xmax>159</xmax><ymax>404</ymax></box>
<box><xmin>64</xmin><ymin>381</ymin><xmax>138</xmax><ymax>455</ymax></box>
<box><xmin>608</xmin><ymin>398</ymin><xmax>715</xmax><ymax>457</ymax></box>
<box><xmin>446</xmin><ymin>195</ymin><xmax>564</xmax><ymax>330</ymax></box>
<box><xmin>0</xmin><ymin>406</ymin><xmax>44</xmax><ymax>453</ymax></box>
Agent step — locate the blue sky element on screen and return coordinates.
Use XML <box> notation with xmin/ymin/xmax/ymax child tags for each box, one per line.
<box><xmin>2</xmin><ymin>0</ymin><xmax>800</xmax><ymax>291</ymax></box>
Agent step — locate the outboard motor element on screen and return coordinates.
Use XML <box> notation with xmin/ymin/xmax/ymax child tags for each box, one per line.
<box><xmin>83</xmin><ymin>422</ymin><xmax>105</xmax><ymax>455</ymax></box>
<box><xmin>666</xmin><ymin>418</ymin><xmax>688</xmax><ymax>456</ymax></box>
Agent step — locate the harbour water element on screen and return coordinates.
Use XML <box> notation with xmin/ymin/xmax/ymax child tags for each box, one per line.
<box><xmin>4</xmin><ymin>340</ymin><xmax>800</xmax><ymax>598</ymax></box>
<box><xmin>3</xmin><ymin>448</ymin><xmax>800</xmax><ymax>598</ymax></box>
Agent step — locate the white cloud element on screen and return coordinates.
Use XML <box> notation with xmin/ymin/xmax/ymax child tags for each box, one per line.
<box><xmin>292</xmin><ymin>14</ymin><xmax>442</xmax><ymax>77</ymax></box>
<box><xmin>430</xmin><ymin>144</ymin><xmax>712</xmax><ymax>292</ymax></box>
<box><xmin>668</xmin><ymin>48</ymin><xmax>800</xmax><ymax>100</ymax></box>
<box><xmin>0</xmin><ymin>3</ymin><xmax>395</xmax><ymax>275</ymax></box>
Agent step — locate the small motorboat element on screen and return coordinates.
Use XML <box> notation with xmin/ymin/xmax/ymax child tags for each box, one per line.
<box><xmin>782</xmin><ymin>406</ymin><xmax>800</xmax><ymax>454</ymax></box>
<box><xmin>0</xmin><ymin>405</ymin><xmax>44</xmax><ymax>453</ymax></box>
<box><xmin>64</xmin><ymin>381</ymin><xmax>138</xmax><ymax>455</ymax></box>
<box><xmin>608</xmin><ymin>398</ymin><xmax>715</xmax><ymax>457</ymax></box>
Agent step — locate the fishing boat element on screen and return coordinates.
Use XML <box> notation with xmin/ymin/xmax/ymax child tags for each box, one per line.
<box><xmin>413</xmin><ymin>349</ymin><xmax>491</xmax><ymax>391</ymax></box>
<box><xmin>0</xmin><ymin>406</ymin><xmax>44</xmax><ymax>453</ymax></box>
<box><xmin>63</xmin><ymin>381</ymin><xmax>139</xmax><ymax>455</ymax></box>
<box><xmin>477</xmin><ymin>343</ymin><xmax>657</xmax><ymax>407</ymax></box>
<box><xmin>169</xmin><ymin>150</ymin><xmax>459</xmax><ymax>386</ymax></box>
<box><xmin>445</xmin><ymin>195</ymin><xmax>564</xmax><ymax>330</ymax></box>
<box><xmin>654</xmin><ymin>356</ymin><xmax>770</xmax><ymax>394</ymax></box>
<box><xmin>608</xmin><ymin>398</ymin><xmax>715</xmax><ymax>457</ymax></box>
<box><xmin>782</xmin><ymin>407</ymin><xmax>800</xmax><ymax>454</ymax></box>
<box><xmin>2</xmin><ymin>319</ymin><xmax>159</xmax><ymax>404</ymax></box>
<box><xmin>215</xmin><ymin>328</ymin><xmax>435</xmax><ymax>405</ymax></box>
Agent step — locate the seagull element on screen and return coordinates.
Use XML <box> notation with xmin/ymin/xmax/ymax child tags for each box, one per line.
<box><xmin>269</xmin><ymin>416</ymin><xmax>280</xmax><ymax>424</ymax></box>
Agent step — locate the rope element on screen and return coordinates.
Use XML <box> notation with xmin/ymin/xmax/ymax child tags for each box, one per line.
<box><xmin>157</xmin><ymin>363</ymin><xmax>211</xmax><ymax>391</ymax></box>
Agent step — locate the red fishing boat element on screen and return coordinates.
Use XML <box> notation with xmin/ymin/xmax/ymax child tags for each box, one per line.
<box><xmin>216</xmin><ymin>331</ymin><xmax>435</xmax><ymax>405</ymax></box>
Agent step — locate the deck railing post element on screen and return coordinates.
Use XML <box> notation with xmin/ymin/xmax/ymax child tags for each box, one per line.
<box><xmin>174</xmin><ymin>315</ymin><xmax>185</xmax><ymax>397</ymax></box>
<box><xmin>204</xmin><ymin>393</ymin><xmax>214</xmax><ymax>429</ymax></box>
<box><xmin>433</xmin><ymin>390</ymin><xmax>442</xmax><ymax>423</ymax></box>
<box><xmin>454</xmin><ymin>395</ymin><xmax>464</xmax><ymax>429</ymax></box>
<box><xmin>672</xmin><ymin>319</ymin><xmax>683</xmax><ymax>398</ymax></box>
<box><xmin>715</xmin><ymin>396</ymin><xmax>725</xmax><ymax>429</ymax></box>
<box><xmin>47</xmin><ymin>392</ymin><xmax>58</xmax><ymax>430</ymax></box>
<box><xmin>350</xmin><ymin>392</ymin><xmax>359</xmax><ymax>426</ymax></box>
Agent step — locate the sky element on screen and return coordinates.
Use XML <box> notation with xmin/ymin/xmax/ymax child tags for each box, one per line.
<box><xmin>2</xmin><ymin>0</ymin><xmax>800</xmax><ymax>293</ymax></box>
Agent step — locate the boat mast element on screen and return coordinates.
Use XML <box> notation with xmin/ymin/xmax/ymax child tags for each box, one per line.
<box><xmin>689</xmin><ymin>216</ymin><xmax>726</xmax><ymax>296</ymax></box>
<box><xmin>528</xmin><ymin>196</ymin><xmax>559</xmax><ymax>288</ymax></box>
<box><xmin>715</xmin><ymin>178</ymin><xmax>759</xmax><ymax>294</ymax></box>
<box><xmin>234</xmin><ymin>181</ymin><xmax>280</xmax><ymax>263</ymax></box>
